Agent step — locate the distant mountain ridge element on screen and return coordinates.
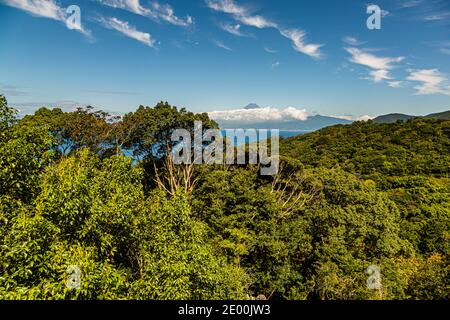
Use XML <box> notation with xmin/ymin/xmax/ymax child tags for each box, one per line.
<box><xmin>374</xmin><ymin>110</ymin><xmax>450</xmax><ymax>123</ymax></box>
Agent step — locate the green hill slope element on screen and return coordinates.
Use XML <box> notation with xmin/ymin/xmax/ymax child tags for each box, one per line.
<box><xmin>281</xmin><ymin>118</ymin><xmax>450</xmax><ymax>176</ymax></box>
<box><xmin>425</xmin><ymin>110</ymin><xmax>450</xmax><ymax>120</ymax></box>
<box><xmin>373</xmin><ymin>113</ymin><xmax>415</xmax><ymax>123</ymax></box>
<box><xmin>281</xmin><ymin>118</ymin><xmax>450</xmax><ymax>261</ymax></box>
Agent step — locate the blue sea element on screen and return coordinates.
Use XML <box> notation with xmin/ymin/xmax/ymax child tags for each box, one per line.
<box><xmin>58</xmin><ymin>131</ymin><xmax>308</xmax><ymax>156</ymax></box>
<box><xmin>220</xmin><ymin>130</ymin><xmax>309</xmax><ymax>145</ymax></box>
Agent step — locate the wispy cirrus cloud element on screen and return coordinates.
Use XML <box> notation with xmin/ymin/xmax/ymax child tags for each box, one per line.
<box><xmin>1</xmin><ymin>0</ymin><xmax>92</xmax><ymax>37</ymax></box>
<box><xmin>219</xmin><ymin>22</ymin><xmax>244</xmax><ymax>36</ymax></box>
<box><xmin>388</xmin><ymin>81</ymin><xmax>404</xmax><ymax>88</ymax></box>
<box><xmin>345</xmin><ymin>47</ymin><xmax>404</xmax><ymax>84</ymax></box>
<box><xmin>213</xmin><ymin>39</ymin><xmax>232</xmax><ymax>51</ymax></box>
<box><xmin>369</xmin><ymin>69</ymin><xmax>393</xmax><ymax>82</ymax></box>
<box><xmin>438</xmin><ymin>41</ymin><xmax>450</xmax><ymax>55</ymax></box>
<box><xmin>407</xmin><ymin>69</ymin><xmax>450</xmax><ymax>96</ymax></box>
<box><xmin>0</xmin><ymin>84</ymin><xmax>28</xmax><ymax>97</ymax></box>
<box><xmin>97</xmin><ymin>16</ymin><xmax>156</xmax><ymax>47</ymax></box>
<box><xmin>280</xmin><ymin>29</ymin><xmax>324</xmax><ymax>59</ymax></box>
<box><xmin>151</xmin><ymin>1</ymin><xmax>193</xmax><ymax>26</ymax></box>
<box><xmin>271</xmin><ymin>61</ymin><xmax>280</xmax><ymax>69</ymax></box>
<box><xmin>205</xmin><ymin>0</ymin><xmax>246</xmax><ymax>15</ymax></box>
<box><xmin>96</xmin><ymin>0</ymin><xmax>193</xmax><ymax>27</ymax></box>
<box><xmin>264</xmin><ymin>46</ymin><xmax>278</xmax><ymax>54</ymax></box>
<box><xmin>205</xmin><ymin>0</ymin><xmax>324</xmax><ymax>59</ymax></box>
<box><xmin>2</xmin><ymin>0</ymin><xmax>63</xmax><ymax>19</ymax></box>
<box><xmin>235</xmin><ymin>14</ymin><xmax>276</xmax><ymax>29</ymax></box>
<box><xmin>205</xmin><ymin>0</ymin><xmax>277</xmax><ymax>29</ymax></box>
<box><xmin>97</xmin><ymin>0</ymin><xmax>148</xmax><ymax>14</ymax></box>
<box><xmin>399</xmin><ymin>0</ymin><xmax>450</xmax><ymax>24</ymax></box>
<box><xmin>423</xmin><ymin>11</ymin><xmax>450</xmax><ymax>21</ymax></box>
<box><xmin>400</xmin><ymin>0</ymin><xmax>423</xmax><ymax>8</ymax></box>
<box><xmin>441</xmin><ymin>48</ymin><xmax>450</xmax><ymax>55</ymax></box>
<box><xmin>10</xmin><ymin>100</ymin><xmax>86</xmax><ymax>115</ymax></box>
<box><xmin>424</xmin><ymin>40</ymin><xmax>450</xmax><ymax>56</ymax></box>
<box><xmin>346</xmin><ymin>47</ymin><xmax>404</xmax><ymax>70</ymax></box>
<box><xmin>83</xmin><ymin>89</ymin><xmax>141</xmax><ymax>95</ymax></box>
<box><xmin>342</xmin><ymin>36</ymin><xmax>366</xmax><ymax>46</ymax></box>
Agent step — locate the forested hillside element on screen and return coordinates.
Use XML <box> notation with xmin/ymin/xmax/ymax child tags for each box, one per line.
<box><xmin>280</xmin><ymin>120</ymin><xmax>450</xmax><ymax>297</ymax></box>
<box><xmin>281</xmin><ymin>119</ymin><xmax>450</xmax><ymax>176</ymax></box>
<box><xmin>0</xmin><ymin>95</ymin><xmax>448</xmax><ymax>300</ymax></box>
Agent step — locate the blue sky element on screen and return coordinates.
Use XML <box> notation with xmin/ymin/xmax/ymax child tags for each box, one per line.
<box><xmin>0</xmin><ymin>0</ymin><xmax>449</xmax><ymax>120</ymax></box>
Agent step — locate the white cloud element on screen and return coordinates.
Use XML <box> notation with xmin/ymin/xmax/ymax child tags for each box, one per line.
<box><xmin>264</xmin><ymin>46</ymin><xmax>277</xmax><ymax>54</ymax></box>
<box><xmin>425</xmin><ymin>40</ymin><xmax>450</xmax><ymax>56</ymax></box>
<box><xmin>355</xmin><ymin>115</ymin><xmax>374</xmax><ymax>122</ymax></box>
<box><xmin>342</xmin><ymin>36</ymin><xmax>365</xmax><ymax>46</ymax></box>
<box><xmin>345</xmin><ymin>47</ymin><xmax>404</xmax><ymax>83</ymax></box>
<box><xmin>441</xmin><ymin>48</ymin><xmax>450</xmax><ymax>55</ymax></box>
<box><xmin>280</xmin><ymin>29</ymin><xmax>324</xmax><ymax>59</ymax></box>
<box><xmin>11</xmin><ymin>100</ymin><xmax>85</xmax><ymax>115</ymax></box>
<box><xmin>401</xmin><ymin>0</ymin><xmax>422</xmax><ymax>8</ymax></box>
<box><xmin>98</xmin><ymin>17</ymin><xmax>156</xmax><ymax>47</ymax></box>
<box><xmin>236</xmin><ymin>14</ymin><xmax>276</xmax><ymax>29</ymax></box>
<box><xmin>3</xmin><ymin>0</ymin><xmax>63</xmax><ymax>19</ymax></box>
<box><xmin>210</xmin><ymin>107</ymin><xmax>375</xmax><ymax>123</ymax></box>
<box><xmin>98</xmin><ymin>0</ymin><xmax>148</xmax><ymax>15</ymax></box>
<box><xmin>407</xmin><ymin>69</ymin><xmax>450</xmax><ymax>96</ymax></box>
<box><xmin>281</xmin><ymin>107</ymin><xmax>311</xmax><ymax>121</ymax></box>
<box><xmin>346</xmin><ymin>47</ymin><xmax>404</xmax><ymax>70</ymax></box>
<box><xmin>206</xmin><ymin>0</ymin><xmax>277</xmax><ymax>29</ymax></box>
<box><xmin>424</xmin><ymin>12</ymin><xmax>450</xmax><ymax>21</ymax></box>
<box><xmin>0</xmin><ymin>84</ymin><xmax>28</xmax><ymax>96</ymax></box>
<box><xmin>205</xmin><ymin>0</ymin><xmax>246</xmax><ymax>15</ymax></box>
<box><xmin>2</xmin><ymin>0</ymin><xmax>91</xmax><ymax>37</ymax></box>
<box><xmin>150</xmin><ymin>1</ymin><xmax>193</xmax><ymax>26</ymax></box>
<box><xmin>388</xmin><ymin>81</ymin><xmax>403</xmax><ymax>88</ymax></box>
<box><xmin>97</xmin><ymin>0</ymin><xmax>193</xmax><ymax>27</ymax></box>
<box><xmin>205</xmin><ymin>0</ymin><xmax>323</xmax><ymax>59</ymax></box>
<box><xmin>335</xmin><ymin>62</ymin><xmax>355</xmax><ymax>73</ymax></box>
<box><xmin>220</xmin><ymin>22</ymin><xmax>243</xmax><ymax>36</ymax></box>
<box><xmin>369</xmin><ymin>69</ymin><xmax>392</xmax><ymax>82</ymax></box>
<box><xmin>331</xmin><ymin>114</ymin><xmax>374</xmax><ymax>121</ymax></box>
<box><xmin>213</xmin><ymin>40</ymin><xmax>232</xmax><ymax>51</ymax></box>
<box><xmin>208</xmin><ymin>106</ymin><xmax>311</xmax><ymax>122</ymax></box>
<box><xmin>271</xmin><ymin>61</ymin><xmax>280</xmax><ymax>69</ymax></box>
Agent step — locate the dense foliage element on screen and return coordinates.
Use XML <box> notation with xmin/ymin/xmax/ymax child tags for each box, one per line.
<box><xmin>0</xmin><ymin>95</ymin><xmax>448</xmax><ymax>300</ymax></box>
